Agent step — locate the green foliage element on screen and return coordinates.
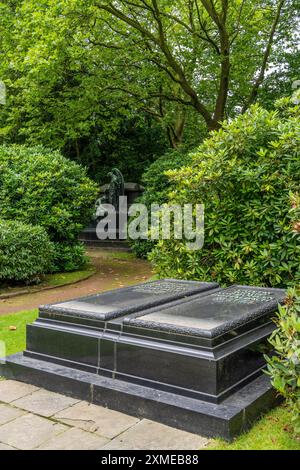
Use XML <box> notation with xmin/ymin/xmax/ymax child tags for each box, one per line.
<box><xmin>0</xmin><ymin>309</ymin><xmax>38</xmax><ymax>357</ymax></box>
<box><xmin>266</xmin><ymin>289</ymin><xmax>300</xmax><ymax>435</ymax></box>
<box><xmin>74</xmin><ymin>118</ymin><xmax>168</xmax><ymax>185</ymax></box>
<box><xmin>150</xmin><ymin>99</ymin><xmax>300</xmax><ymax>287</ymax></box>
<box><xmin>0</xmin><ymin>144</ymin><xmax>98</xmax><ymax>243</ymax></box>
<box><xmin>0</xmin><ymin>219</ymin><xmax>53</xmax><ymax>283</ymax></box>
<box><xmin>50</xmin><ymin>242</ymin><xmax>88</xmax><ymax>273</ymax></box>
<box><xmin>130</xmin><ymin>147</ymin><xmax>194</xmax><ymax>258</ymax></box>
<box><xmin>208</xmin><ymin>406</ymin><xmax>300</xmax><ymax>450</ymax></box>
<box><xmin>0</xmin><ymin>0</ymin><xmax>171</xmax><ymax>173</ymax></box>
<box><xmin>0</xmin><ymin>144</ymin><xmax>98</xmax><ymax>273</ymax></box>
<box><xmin>0</xmin><ymin>0</ymin><xmax>298</xmax><ymax>162</ymax></box>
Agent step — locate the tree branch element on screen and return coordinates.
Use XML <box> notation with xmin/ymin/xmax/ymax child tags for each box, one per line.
<box><xmin>242</xmin><ymin>0</ymin><xmax>285</xmax><ymax>112</ymax></box>
<box><xmin>198</xmin><ymin>0</ymin><xmax>230</xmax><ymax>123</ymax></box>
<box><xmin>96</xmin><ymin>1</ymin><xmax>215</xmax><ymax>128</ymax></box>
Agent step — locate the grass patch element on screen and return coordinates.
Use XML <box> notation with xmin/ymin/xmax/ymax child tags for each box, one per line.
<box><xmin>105</xmin><ymin>251</ymin><xmax>136</xmax><ymax>261</ymax></box>
<box><xmin>86</xmin><ymin>248</ymin><xmax>137</xmax><ymax>262</ymax></box>
<box><xmin>0</xmin><ymin>267</ymin><xmax>95</xmax><ymax>297</ymax></box>
<box><xmin>207</xmin><ymin>406</ymin><xmax>300</xmax><ymax>450</ymax></box>
<box><xmin>42</xmin><ymin>267</ymin><xmax>95</xmax><ymax>287</ymax></box>
<box><xmin>0</xmin><ymin>309</ymin><xmax>38</xmax><ymax>356</ymax></box>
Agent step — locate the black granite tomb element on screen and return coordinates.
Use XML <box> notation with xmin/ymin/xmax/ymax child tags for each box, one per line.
<box><xmin>22</xmin><ymin>279</ymin><xmax>218</xmax><ymax>373</ymax></box>
<box><xmin>0</xmin><ymin>280</ymin><xmax>286</xmax><ymax>440</ymax></box>
<box><xmin>39</xmin><ymin>279</ymin><xmax>218</xmax><ymax>325</ymax></box>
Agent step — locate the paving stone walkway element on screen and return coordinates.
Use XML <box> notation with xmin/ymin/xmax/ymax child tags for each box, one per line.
<box><xmin>0</xmin><ymin>380</ymin><xmax>210</xmax><ymax>450</ymax></box>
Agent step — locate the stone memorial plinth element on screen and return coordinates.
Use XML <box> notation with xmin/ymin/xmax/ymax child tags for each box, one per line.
<box><xmin>0</xmin><ymin>280</ymin><xmax>286</xmax><ymax>440</ymax></box>
<box><xmin>79</xmin><ymin>181</ymin><xmax>144</xmax><ymax>247</ymax></box>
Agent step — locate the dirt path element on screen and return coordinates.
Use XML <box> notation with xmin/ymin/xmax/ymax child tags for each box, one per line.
<box><xmin>0</xmin><ymin>248</ymin><xmax>153</xmax><ymax>315</ymax></box>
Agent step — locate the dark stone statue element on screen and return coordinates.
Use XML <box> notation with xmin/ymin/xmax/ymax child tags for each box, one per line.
<box><xmin>94</xmin><ymin>168</ymin><xmax>125</xmax><ymax>219</ymax></box>
<box><xmin>107</xmin><ymin>168</ymin><xmax>125</xmax><ymax>209</ymax></box>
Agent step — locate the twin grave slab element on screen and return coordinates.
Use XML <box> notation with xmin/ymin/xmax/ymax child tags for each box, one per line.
<box><xmin>1</xmin><ymin>279</ymin><xmax>286</xmax><ymax>440</ymax></box>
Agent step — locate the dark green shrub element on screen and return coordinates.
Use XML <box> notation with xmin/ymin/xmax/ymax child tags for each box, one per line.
<box><xmin>0</xmin><ymin>144</ymin><xmax>98</xmax><ymax>271</ymax></box>
<box><xmin>0</xmin><ymin>219</ymin><xmax>53</xmax><ymax>283</ymax></box>
<box><xmin>266</xmin><ymin>288</ymin><xmax>300</xmax><ymax>435</ymax></box>
<box><xmin>50</xmin><ymin>242</ymin><xmax>88</xmax><ymax>273</ymax></box>
<box><xmin>150</xmin><ymin>99</ymin><xmax>300</xmax><ymax>288</ymax></box>
<box><xmin>0</xmin><ymin>145</ymin><xmax>98</xmax><ymax>243</ymax></box>
<box><xmin>130</xmin><ymin>147</ymin><xmax>194</xmax><ymax>258</ymax></box>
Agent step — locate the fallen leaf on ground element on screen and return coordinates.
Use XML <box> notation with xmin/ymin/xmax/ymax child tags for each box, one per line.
<box><xmin>267</xmin><ymin>416</ymin><xmax>279</xmax><ymax>423</ymax></box>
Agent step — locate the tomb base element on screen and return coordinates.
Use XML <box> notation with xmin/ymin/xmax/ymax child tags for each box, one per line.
<box><xmin>1</xmin><ymin>352</ymin><xmax>280</xmax><ymax>441</ymax></box>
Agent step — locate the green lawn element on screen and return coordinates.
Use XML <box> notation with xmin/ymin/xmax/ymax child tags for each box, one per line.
<box><xmin>0</xmin><ymin>309</ymin><xmax>38</xmax><ymax>356</ymax></box>
<box><xmin>42</xmin><ymin>267</ymin><xmax>95</xmax><ymax>287</ymax></box>
<box><xmin>0</xmin><ymin>267</ymin><xmax>95</xmax><ymax>297</ymax></box>
<box><xmin>0</xmin><ymin>309</ymin><xmax>299</xmax><ymax>450</ymax></box>
<box><xmin>207</xmin><ymin>406</ymin><xmax>300</xmax><ymax>450</ymax></box>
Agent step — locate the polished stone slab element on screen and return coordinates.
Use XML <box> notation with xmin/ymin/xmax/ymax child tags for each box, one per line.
<box><xmin>24</xmin><ymin>284</ymin><xmax>286</xmax><ymax>404</ymax></box>
<box><xmin>26</xmin><ymin>324</ymin><xmax>100</xmax><ymax>371</ymax></box>
<box><xmin>124</xmin><ymin>285</ymin><xmax>286</xmax><ymax>339</ymax></box>
<box><xmin>39</xmin><ymin>279</ymin><xmax>218</xmax><ymax>324</ymax></box>
<box><xmin>106</xmin><ymin>319</ymin><xmax>276</xmax><ymax>403</ymax></box>
<box><xmin>97</xmin><ymin>285</ymin><xmax>286</xmax><ymax>402</ymax></box>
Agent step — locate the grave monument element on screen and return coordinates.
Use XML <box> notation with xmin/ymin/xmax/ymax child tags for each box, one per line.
<box><xmin>0</xmin><ymin>279</ymin><xmax>286</xmax><ymax>440</ymax></box>
<box><xmin>79</xmin><ymin>168</ymin><xmax>144</xmax><ymax>246</ymax></box>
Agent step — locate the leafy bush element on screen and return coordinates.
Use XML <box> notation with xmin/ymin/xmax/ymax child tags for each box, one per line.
<box><xmin>0</xmin><ymin>219</ymin><xmax>53</xmax><ymax>283</ymax></box>
<box><xmin>130</xmin><ymin>147</ymin><xmax>194</xmax><ymax>258</ymax></box>
<box><xmin>51</xmin><ymin>242</ymin><xmax>88</xmax><ymax>273</ymax></box>
<box><xmin>150</xmin><ymin>99</ymin><xmax>300</xmax><ymax>288</ymax></box>
<box><xmin>266</xmin><ymin>288</ymin><xmax>300</xmax><ymax>435</ymax></box>
<box><xmin>0</xmin><ymin>145</ymin><xmax>98</xmax><ymax>242</ymax></box>
<box><xmin>0</xmin><ymin>144</ymin><xmax>98</xmax><ymax>271</ymax></box>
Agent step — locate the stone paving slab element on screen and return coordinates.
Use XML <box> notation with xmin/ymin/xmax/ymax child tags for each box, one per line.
<box><xmin>0</xmin><ymin>403</ymin><xmax>25</xmax><ymax>426</ymax></box>
<box><xmin>54</xmin><ymin>401</ymin><xmax>140</xmax><ymax>439</ymax></box>
<box><xmin>12</xmin><ymin>389</ymin><xmax>79</xmax><ymax>417</ymax></box>
<box><xmin>102</xmin><ymin>419</ymin><xmax>209</xmax><ymax>450</ymax></box>
<box><xmin>0</xmin><ymin>380</ymin><xmax>39</xmax><ymax>403</ymax></box>
<box><xmin>0</xmin><ymin>380</ymin><xmax>210</xmax><ymax>450</ymax></box>
<box><xmin>0</xmin><ymin>442</ymin><xmax>16</xmax><ymax>450</ymax></box>
<box><xmin>36</xmin><ymin>427</ymin><xmax>109</xmax><ymax>450</ymax></box>
<box><xmin>0</xmin><ymin>413</ymin><xmax>67</xmax><ymax>450</ymax></box>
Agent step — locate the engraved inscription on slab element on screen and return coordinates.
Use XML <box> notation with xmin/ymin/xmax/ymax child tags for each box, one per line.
<box><xmin>212</xmin><ymin>287</ymin><xmax>275</xmax><ymax>304</ymax></box>
<box><xmin>41</xmin><ymin>279</ymin><xmax>218</xmax><ymax>321</ymax></box>
<box><xmin>124</xmin><ymin>285</ymin><xmax>286</xmax><ymax>337</ymax></box>
<box><xmin>132</xmin><ymin>281</ymin><xmax>200</xmax><ymax>295</ymax></box>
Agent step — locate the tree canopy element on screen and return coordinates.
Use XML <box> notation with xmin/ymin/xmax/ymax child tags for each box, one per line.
<box><xmin>0</xmin><ymin>0</ymin><xmax>299</xmax><ymax>160</ymax></box>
